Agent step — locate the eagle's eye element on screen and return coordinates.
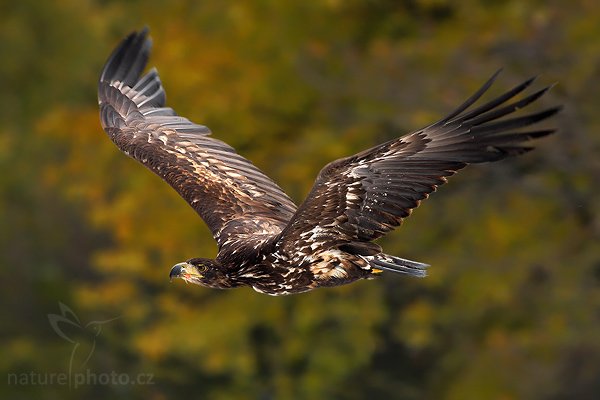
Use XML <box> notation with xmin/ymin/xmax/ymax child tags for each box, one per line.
<box><xmin>197</xmin><ymin>264</ymin><xmax>208</xmax><ymax>272</ymax></box>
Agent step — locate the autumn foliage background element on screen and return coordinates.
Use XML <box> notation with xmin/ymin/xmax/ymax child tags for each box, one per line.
<box><xmin>2</xmin><ymin>1</ymin><xmax>599</xmax><ymax>399</ymax></box>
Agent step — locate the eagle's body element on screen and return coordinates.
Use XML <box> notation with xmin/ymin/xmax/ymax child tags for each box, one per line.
<box><xmin>188</xmin><ymin>247</ymin><xmax>378</xmax><ymax>296</ymax></box>
<box><xmin>98</xmin><ymin>28</ymin><xmax>559</xmax><ymax>296</ymax></box>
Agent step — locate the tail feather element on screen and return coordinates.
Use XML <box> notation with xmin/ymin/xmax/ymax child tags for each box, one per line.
<box><xmin>367</xmin><ymin>254</ymin><xmax>429</xmax><ymax>278</ymax></box>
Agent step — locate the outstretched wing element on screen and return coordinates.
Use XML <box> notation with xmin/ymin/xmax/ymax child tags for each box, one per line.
<box><xmin>98</xmin><ymin>28</ymin><xmax>297</xmax><ymax>251</ymax></box>
<box><xmin>277</xmin><ymin>71</ymin><xmax>560</xmax><ymax>256</ymax></box>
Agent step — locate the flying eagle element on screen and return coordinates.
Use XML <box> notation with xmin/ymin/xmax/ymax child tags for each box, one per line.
<box><xmin>98</xmin><ymin>28</ymin><xmax>559</xmax><ymax>296</ymax></box>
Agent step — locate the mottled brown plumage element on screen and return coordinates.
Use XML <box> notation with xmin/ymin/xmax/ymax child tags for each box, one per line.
<box><xmin>98</xmin><ymin>28</ymin><xmax>560</xmax><ymax>295</ymax></box>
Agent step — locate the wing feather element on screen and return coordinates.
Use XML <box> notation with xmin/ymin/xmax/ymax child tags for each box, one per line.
<box><xmin>98</xmin><ymin>28</ymin><xmax>297</xmax><ymax>251</ymax></box>
<box><xmin>277</xmin><ymin>72</ymin><xmax>559</xmax><ymax>255</ymax></box>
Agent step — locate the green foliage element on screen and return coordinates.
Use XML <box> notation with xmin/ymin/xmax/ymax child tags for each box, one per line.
<box><xmin>2</xmin><ymin>0</ymin><xmax>599</xmax><ymax>398</ymax></box>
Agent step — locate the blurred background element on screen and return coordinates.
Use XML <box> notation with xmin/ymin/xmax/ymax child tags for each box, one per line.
<box><xmin>1</xmin><ymin>0</ymin><xmax>599</xmax><ymax>399</ymax></box>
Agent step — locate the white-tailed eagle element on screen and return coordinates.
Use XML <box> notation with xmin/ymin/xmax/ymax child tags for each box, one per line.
<box><xmin>98</xmin><ymin>28</ymin><xmax>560</xmax><ymax>295</ymax></box>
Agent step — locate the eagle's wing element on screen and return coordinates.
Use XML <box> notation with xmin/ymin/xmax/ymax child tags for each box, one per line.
<box><xmin>277</xmin><ymin>71</ymin><xmax>560</xmax><ymax>257</ymax></box>
<box><xmin>98</xmin><ymin>28</ymin><xmax>297</xmax><ymax>251</ymax></box>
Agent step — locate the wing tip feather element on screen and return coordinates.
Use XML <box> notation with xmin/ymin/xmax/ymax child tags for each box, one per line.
<box><xmin>99</xmin><ymin>27</ymin><xmax>152</xmax><ymax>86</ymax></box>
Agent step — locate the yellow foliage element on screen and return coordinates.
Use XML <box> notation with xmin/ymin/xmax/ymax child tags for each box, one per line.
<box><xmin>2</xmin><ymin>1</ymin><xmax>599</xmax><ymax>399</ymax></box>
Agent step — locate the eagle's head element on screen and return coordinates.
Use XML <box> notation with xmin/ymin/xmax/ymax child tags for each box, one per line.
<box><xmin>169</xmin><ymin>258</ymin><xmax>234</xmax><ymax>289</ymax></box>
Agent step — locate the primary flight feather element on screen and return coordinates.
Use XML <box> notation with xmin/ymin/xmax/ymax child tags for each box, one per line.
<box><xmin>98</xmin><ymin>28</ymin><xmax>560</xmax><ymax>295</ymax></box>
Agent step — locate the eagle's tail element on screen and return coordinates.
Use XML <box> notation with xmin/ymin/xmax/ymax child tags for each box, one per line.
<box><xmin>366</xmin><ymin>254</ymin><xmax>429</xmax><ymax>278</ymax></box>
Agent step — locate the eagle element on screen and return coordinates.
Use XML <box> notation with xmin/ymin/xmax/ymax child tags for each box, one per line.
<box><xmin>98</xmin><ymin>28</ymin><xmax>560</xmax><ymax>296</ymax></box>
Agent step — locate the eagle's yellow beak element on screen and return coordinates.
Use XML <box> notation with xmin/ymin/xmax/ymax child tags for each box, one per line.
<box><xmin>170</xmin><ymin>262</ymin><xmax>205</xmax><ymax>283</ymax></box>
